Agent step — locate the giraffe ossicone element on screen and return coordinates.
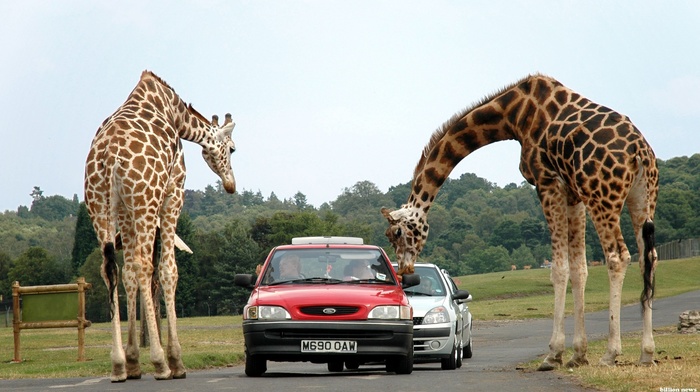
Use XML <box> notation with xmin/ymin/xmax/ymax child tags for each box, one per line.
<box><xmin>382</xmin><ymin>73</ymin><xmax>658</xmax><ymax>370</ymax></box>
<box><xmin>84</xmin><ymin>70</ymin><xmax>237</xmax><ymax>382</ymax></box>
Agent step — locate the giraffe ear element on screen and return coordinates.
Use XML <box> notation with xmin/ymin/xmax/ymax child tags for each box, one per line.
<box><xmin>217</xmin><ymin>121</ymin><xmax>235</xmax><ymax>141</ymax></box>
<box><xmin>381</xmin><ymin>207</ymin><xmax>394</xmax><ymax>221</ymax></box>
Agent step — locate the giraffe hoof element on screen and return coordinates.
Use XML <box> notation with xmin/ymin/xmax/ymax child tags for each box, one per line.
<box><xmin>126</xmin><ymin>373</ymin><xmax>142</xmax><ymax>380</ymax></box>
<box><xmin>173</xmin><ymin>371</ymin><xmax>187</xmax><ymax>379</ymax></box>
<box><xmin>565</xmin><ymin>358</ymin><xmax>589</xmax><ymax>368</ymax></box>
<box><xmin>110</xmin><ymin>374</ymin><xmax>127</xmax><ymax>383</ymax></box>
<box><xmin>537</xmin><ymin>362</ymin><xmax>557</xmax><ymax>371</ymax></box>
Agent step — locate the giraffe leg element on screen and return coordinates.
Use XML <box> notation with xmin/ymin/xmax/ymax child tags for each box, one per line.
<box><xmin>100</xmin><ymin>244</ymin><xmax>127</xmax><ymax>383</ymax></box>
<box><xmin>538</xmin><ymin>188</ymin><xmax>569</xmax><ymax>371</ymax></box>
<box><xmin>160</xmin><ymin>186</ymin><xmax>187</xmax><ymax>378</ymax></box>
<box><xmin>628</xmin><ymin>178</ymin><xmax>657</xmax><ymax>366</ymax></box>
<box><xmin>539</xmin><ymin>254</ymin><xmax>568</xmax><ymax>371</ymax></box>
<box><xmin>536</xmin><ymin>182</ymin><xmax>573</xmax><ymax>371</ymax></box>
<box><xmin>135</xmin><ymin>240</ymin><xmax>172</xmax><ymax>380</ymax></box>
<box><xmin>160</xmin><ymin>256</ymin><xmax>186</xmax><ymax>378</ymax></box>
<box><xmin>595</xmin><ymin>219</ymin><xmax>629</xmax><ymax>367</ymax></box>
<box><xmin>566</xmin><ymin>202</ymin><xmax>589</xmax><ymax>368</ymax></box>
<box><xmin>122</xmin><ymin>260</ymin><xmax>142</xmax><ymax>379</ymax></box>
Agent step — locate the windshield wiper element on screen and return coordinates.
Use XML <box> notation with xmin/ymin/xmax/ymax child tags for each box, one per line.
<box><xmin>406</xmin><ymin>291</ymin><xmax>433</xmax><ymax>296</ymax></box>
<box><xmin>268</xmin><ymin>277</ymin><xmax>343</xmax><ymax>286</ymax></box>
<box><xmin>345</xmin><ymin>278</ymin><xmax>387</xmax><ymax>284</ymax></box>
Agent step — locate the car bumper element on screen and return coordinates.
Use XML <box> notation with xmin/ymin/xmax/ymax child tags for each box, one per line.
<box><xmin>412</xmin><ymin>323</ymin><xmax>455</xmax><ymax>358</ymax></box>
<box><xmin>243</xmin><ymin>320</ymin><xmax>414</xmax><ymax>362</ymax></box>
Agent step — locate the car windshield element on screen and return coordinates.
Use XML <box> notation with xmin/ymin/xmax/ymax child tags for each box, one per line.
<box><xmin>403</xmin><ymin>266</ymin><xmax>447</xmax><ymax>297</ymax></box>
<box><xmin>260</xmin><ymin>248</ymin><xmax>396</xmax><ymax>286</ymax></box>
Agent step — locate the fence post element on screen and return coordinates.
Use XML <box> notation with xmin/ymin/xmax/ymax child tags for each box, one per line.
<box><xmin>12</xmin><ymin>281</ymin><xmax>21</xmax><ymax>363</ymax></box>
<box><xmin>77</xmin><ymin>277</ymin><xmax>88</xmax><ymax>362</ymax></box>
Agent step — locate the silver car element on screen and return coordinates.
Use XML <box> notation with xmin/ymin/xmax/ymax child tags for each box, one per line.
<box><xmin>394</xmin><ymin>263</ymin><xmax>473</xmax><ymax>369</ymax></box>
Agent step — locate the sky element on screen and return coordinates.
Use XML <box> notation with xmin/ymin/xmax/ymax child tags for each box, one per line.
<box><xmin>1</xmin><ymin>1</ymin><xmax>699</xmax><ymax>212</ymax></box>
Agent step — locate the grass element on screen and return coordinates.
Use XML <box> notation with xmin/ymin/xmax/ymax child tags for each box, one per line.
<box><xmin>453</xmin><ymin>257</ymin><xmax>700</xmax><ymax>392</ymax></box>
<box><xmin>519</xmin><ymin>326</ymin><xmax>700</xmax><ymax>392</ymax></box>
<box><xmin>1</xmin><ymin>257</ymin><xmax>698</xmax><ymax>391</ymax></box>
<box><xmin>454</xmin><ymin>257</ymin><xmax>700</xmax><ymax>320</ymax></box>
<box><xmin>0</xmin><ymin>316</ymin><xmax>245</xmax><ymax>380</ymax></box>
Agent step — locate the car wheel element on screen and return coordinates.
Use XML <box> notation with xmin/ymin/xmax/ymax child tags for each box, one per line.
<box><xmin>387</xmin><ymin>349</ymin><xmax>413</xmax><ymax>374</ymax></box>
<box><xmin>345</xmin><ymin>360</ymin><xmax>360</xmax><ymax>370</ymax></box>
<box><xmin>327</xmin><ymin>360</ymin><xmax>344</xmax><ymax>372</ymax></box>
<box><xmin>245</xmin><ymin>353</ymin><xmax>266</xmax><ymax>377</ymax></box>
<box><xmin>463</xmin><ymin>334</ymin><xmax>473</xmax><ymax>359</ymax></box>
<box><xmin>456</xmin><ymin>339</ymin><xmax>463</xmax><ymax>368</ymax></box>
<box><xmin>441</xmin><ymin>343</ymin><xmax>458</xmax><ymax>370</ymax></box>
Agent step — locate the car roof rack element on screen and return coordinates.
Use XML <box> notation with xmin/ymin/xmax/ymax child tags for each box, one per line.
<box><xmin>291</xmin><ymin>236</ymin><xmax>364</xmax><ymax>245</ymax></box>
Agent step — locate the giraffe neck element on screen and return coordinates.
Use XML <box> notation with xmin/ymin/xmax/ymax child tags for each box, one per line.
<box><xmin>138</xmin><ymin>71</ymin><xmax>214</xmax><ymax>146</ymax></box>
<box><xmin>407</xmin><ymin>74</ymin><xmax>560</xmax><ymax>212</ymax></box>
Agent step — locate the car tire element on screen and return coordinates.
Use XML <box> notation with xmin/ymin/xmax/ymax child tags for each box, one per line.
<box><xmin>441</xmin><ymin>343</ymin><xmax>458</xmax><ymax>370</ymax></box>
<box><xmin>463</xmin><ymin>334</ymin><xmax>473</xmax><ymax>359</ymax></box>
<box><xmin>456</xmin><ymin>340</ymin><xmax>463</xmax><ymax>368</ymax></box>
<box><xmin>327</xmin><ymin>361</ymin><xmax>344</xmax><ymax>372</ymax></box>
<box><xmin>387</xmin><ymin>349</ymin><xmax>413</xmax><ymax>374</ymax></box>
<box><xmin>345</xmin><ymin>360</ymin><xmax>360</xmax><ymax>370</ymax></box>
<box><xmin>245</xmin><ymin>353</ymin><xmax>267</xmax><ymax>377</ymax></box>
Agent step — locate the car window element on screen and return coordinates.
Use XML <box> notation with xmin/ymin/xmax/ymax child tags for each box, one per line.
<box><xmin>261</xmin><ymin>248</ymin><xmax>395</xmax><ymax>285</ymax></box>
<box><xmin>405</xmin><ymin>266</ymin><xmax>446</xmax><ymax>296</ymax></box>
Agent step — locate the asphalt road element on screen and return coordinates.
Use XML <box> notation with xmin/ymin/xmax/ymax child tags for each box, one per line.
<box><xmin>3</xmin><ymin>290</ymin><xmax>699</xmax><ymax>392</ymax></box>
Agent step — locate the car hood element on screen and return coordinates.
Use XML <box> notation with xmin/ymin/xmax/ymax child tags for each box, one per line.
<box><xmin>252</xmin><ymin>284</ymin><xmax>410</xmax><ymax>308</ymax></box>
<box><xmin>405</xmin><ymin>295</ymin><xmax>450</xmax><ymax>318</ymax></box>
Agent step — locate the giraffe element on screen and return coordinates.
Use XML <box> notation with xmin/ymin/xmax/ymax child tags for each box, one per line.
<box><xmin>84</xmin><ymin>70</ymin><xmax>237</xmax><ymax>382</ymax></box>
<box><xmin>381</xmin><ymin>74</ymin><xmax>658</xmax><ymax>370</ymax></box>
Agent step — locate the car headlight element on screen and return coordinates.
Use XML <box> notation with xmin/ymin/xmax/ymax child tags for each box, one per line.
<box><xmin>244</xmin><ymin>305</ymin><xmax>291</xmax><ymax>320</ymax></box>
<box><xmin>368</xmin><ymin>305</ymin><xmax>412</xmax><ymax>320</ymax></box>
<box><xmin>422</xmin><ymin>306</ymin><xmax>450</xmax><ymax>325</ymax></box>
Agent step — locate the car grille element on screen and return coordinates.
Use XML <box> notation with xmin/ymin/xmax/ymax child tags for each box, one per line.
<box><xmin>300</xmin><ymin>306</ymin><xmax>359</xmax><ymax>316</ymax></box>
<box><xmin>269</xmin><ymin>329</ymin><xmax>394</xmax><ymax>339</ymax></box>
<box><xmin>413</xmin><ymin>317</ymin><xmax>423</xmax><ymax>325</ymax></box>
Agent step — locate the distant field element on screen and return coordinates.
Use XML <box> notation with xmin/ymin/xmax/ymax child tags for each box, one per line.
<box><xmin>454</xmin><ymin>257</ymin><xmax>700</xmax><ymax>320</ymax></box>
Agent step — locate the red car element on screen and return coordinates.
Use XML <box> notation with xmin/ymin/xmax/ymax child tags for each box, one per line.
<box><xmin>234</xmin><ymin>236</ymin><xmax>420</xmax><ymax>377</ymax></box>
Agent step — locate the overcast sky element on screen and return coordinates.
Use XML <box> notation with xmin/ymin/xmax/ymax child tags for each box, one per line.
<box><xmin>1</xmin><ymin>1</ymin><xmax>699</xmax><ymax>212</ymax></box>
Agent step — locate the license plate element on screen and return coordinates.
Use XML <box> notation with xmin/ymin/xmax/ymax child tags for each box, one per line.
<box><xmin>301</xmin><ymin>340</ymin><xmax>357</xmax><ymax>353</ymax></box>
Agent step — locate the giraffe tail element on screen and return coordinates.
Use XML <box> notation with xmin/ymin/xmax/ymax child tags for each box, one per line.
<box><xmin>103</xmin><ymin>242</ymin><xmax>119</xmax><ymax>319</ymax></box>
<box><xmin>640</xmin><ymin>219</ymin><xmax>656</xmax><ymax>312</ymax></box>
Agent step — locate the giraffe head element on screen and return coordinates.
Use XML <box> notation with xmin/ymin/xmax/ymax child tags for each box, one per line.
<box><xmin>381</xmin><ymin>206</ymin><xmax>429</xmax><ymax>276</ymax></box>
<box><xmin>202</xmin><ymin>113</ymin><xmax>237</xmax><ymax>193</ymax></box>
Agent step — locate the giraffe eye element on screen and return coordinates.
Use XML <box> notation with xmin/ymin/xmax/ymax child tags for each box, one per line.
<box><xmin>394</xmin><ymin>228</ymin><xmax>402</xmax><ymax>237</ymax></box>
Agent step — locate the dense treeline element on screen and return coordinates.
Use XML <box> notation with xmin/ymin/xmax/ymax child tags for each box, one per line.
<box><xmin>0</xmin><ymin>154</ymin><xmax>698</xmax><ymax>321</ymax></box>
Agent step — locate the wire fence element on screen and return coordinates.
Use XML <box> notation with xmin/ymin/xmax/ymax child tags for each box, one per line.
<box><xmin>657</xmin><ymin>238</ymin><xmax>700</xmax><ymax>261</ymax></box>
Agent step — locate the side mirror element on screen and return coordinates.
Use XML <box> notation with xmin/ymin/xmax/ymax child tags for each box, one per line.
<box><xmin>401</xmin><ymin>273</ymin><xmax>420</xmax><ymax>289</ymax></box>
<box><xmin>453</xmin><ymin>289</ymin><xmax>472</xmax><ymax>302</ymax></box>
<box><xmin>234</xmin><ymin>274</ymin><xmax>255</xmax><ymax>289</ymax></box>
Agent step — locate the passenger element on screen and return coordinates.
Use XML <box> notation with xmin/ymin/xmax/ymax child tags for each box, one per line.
<box><xmin>345</xmin><ymin>260</ymin><xmax>374</xmax><ymax>280</ymax></box>
<box><xmin>279</xmin><ymin>254</ymin><xmax>303</xmax><ymax>280</ymax></box>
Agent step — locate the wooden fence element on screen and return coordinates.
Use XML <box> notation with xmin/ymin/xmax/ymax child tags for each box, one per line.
<box><xmin>12</xmin><ymin>277</ymin><xmax>92</xmax><ymax>362</ymax></box>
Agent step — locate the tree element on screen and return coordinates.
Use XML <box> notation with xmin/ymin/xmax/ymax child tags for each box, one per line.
<box><xmin>209</xmin><ymin>223</ymin><xmax>260</xmax><ymax>314</ymax></box>
<box><xmin>72</xmin><ymin>202</ymin><xmax>98</xmax><ymax>274</ymax></box>
<box><xmin>173</xmin><ymin>213</ymin><xmax>199</xmax><ymax>317</ymax></box>
<box><xmin>489</xmin><ymin>218</ymin><xmax>522</xmax><ymax>252</ymax></box>
<box><xmin>0</xmin><ymin>251</ymin><xmax>13</xmax><ymax>300</ymax></box>
<box><xmin>30</xmin><ymin>194</ymin><xmax>79</xmax><ymax>221</ymax></box>
<box><xmin>8</xmin><ymin>247</ymin><xmax>70</xmax><ymax>286</ymax></box>
<box><xmin>79</xmin><ymin>248</ymin><xmax>111</xmax><ymax>322</ymax></box>
<box><xmin>511</xmin><ymin>244</ymin><xmax>536</xmax><ymax>269</ymax></box>
<box><xmin>463</xmin><ymin>245</ymin><xmax>511</xmax><ymax>274</ymax></box>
